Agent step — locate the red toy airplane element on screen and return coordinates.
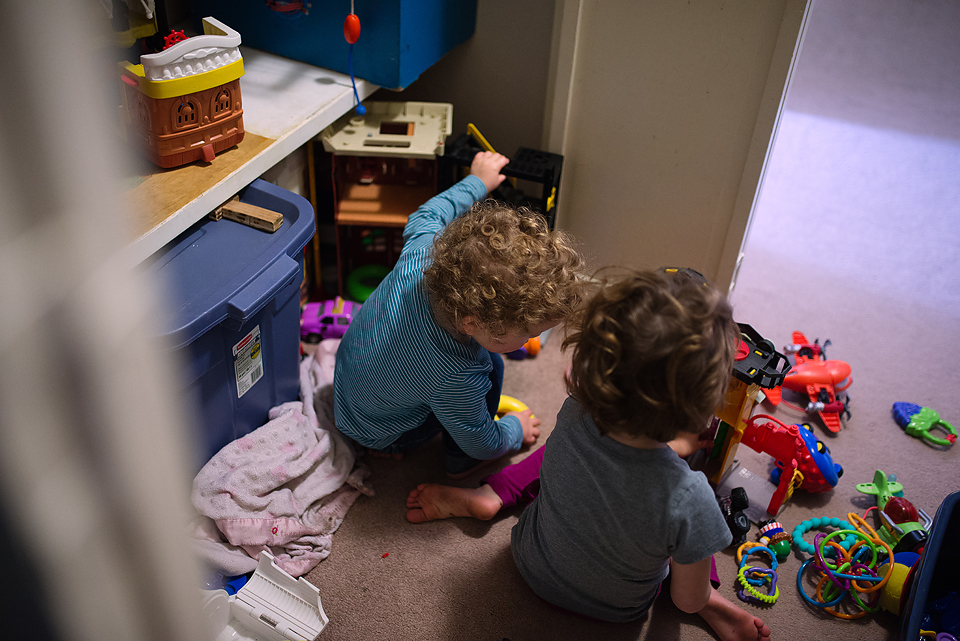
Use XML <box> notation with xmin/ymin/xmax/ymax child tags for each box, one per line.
<box><xmin>764</xmin><ymin>331</ymin><xmax>852</xmax><ymax>433</ymax></box>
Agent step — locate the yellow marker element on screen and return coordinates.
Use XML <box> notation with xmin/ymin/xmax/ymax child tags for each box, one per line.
<box><xmin>466</xmin><ymin>123</ymin><xmax>516</xmax><ymax>187</ymax></box>
<box><xmin>467</xmin><ymin>123</ymin><xmax>496</xmax><ymax>153</ymax></box>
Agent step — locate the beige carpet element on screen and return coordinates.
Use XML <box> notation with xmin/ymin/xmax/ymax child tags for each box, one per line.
<box><xmin>303</xmin><ymin>1</ymin><xmax>960</xmax><ymax>639</ymax></box>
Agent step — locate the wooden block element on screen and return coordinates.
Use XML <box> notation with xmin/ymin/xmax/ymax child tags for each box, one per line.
<box><xmin>212</xmin><ymin>197</ymin><xmax>283</xmax><ymax>232</ymax></box>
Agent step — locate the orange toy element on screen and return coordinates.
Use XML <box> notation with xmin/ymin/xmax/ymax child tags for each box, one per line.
<box><xmin>764</xmin><ymin>331</ymin><xmax>852</xmax><ymax>433</ymax></box>
<box><xmin>119</xmin><ymin>17</ymin><xmax>245</xmax><ymax>168</ymax></box>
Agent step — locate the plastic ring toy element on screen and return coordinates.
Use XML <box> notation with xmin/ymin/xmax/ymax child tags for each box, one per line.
<box><xmin>736</xmin><ymin>541</ymin><xmax>762</xmax><ymax>565</ymax></box>
<box><xmin>821</xmin><ymin>531</ymin><xmax>893</xmax><ymax>594</ymax></box>
<box><xmin>738</xmin><ymin>566</ymin><xmax>779</xmax><ymax>604</ymax></box>
<box><xmin>796</xmin><ymin>525</ymin><xmax>896</xmax><ymax>618</ymax></box>
<box><xmin>739</xmin><ymin>545</ymin><xmax>778</xmax><ymax>571</ymax></box>
<box><xmin>850</xmin><ymin>538</ymin><xmax>894</xmax><ymax>594</ymax></box>
<box><xmin>814</xmin><ymin>534</ymin><xmax>852</xmax><ymax>592</ymax></box>
<box><xmin>816</xmin><ymin>574</ymin><xmax>871</xmax><ymax>619</ymax></box>
<box><xmin>346</xmin><ymin>264</ymin><xmax>390</xmax><ymax>302</ymax></box>
<box><xmin>792</xmin><ymin>517</ymin><xmax>857</xmax><ymax>556</ymax></box>
<box><xmin>797</xmin><ymin>558</ymin><xmax>846</xmax><ymax>609</ymax></box>
<box><xmin>847</xmin><ymin>511</ymin><xmax>882</xmax><ymax>541</ymax></box>
<box><xmin>818</xmin><ymin>568</ymin><xmax>883</xmax><ymax>619</ymax></box>
<box><xmin>822</xmin><ymin>531</ymin><xmax>877</xmax><ymax>577</ymax></box>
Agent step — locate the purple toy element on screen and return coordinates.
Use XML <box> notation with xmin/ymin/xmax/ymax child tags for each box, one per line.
<box><xmin>300</xmin><ymin>296</ymin><xmax>361</xmax><ymax>343</ymax></box>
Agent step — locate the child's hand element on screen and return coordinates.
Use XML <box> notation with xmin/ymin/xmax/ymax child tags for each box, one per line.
<box><xmin>668</xmin><ymin>430</ymin><xmax>714</xmax><ymax>459</ymax></box>
<box><xmin>507</xmin><ymin>409</ymin><xmax>541</xmax><ymax>445</ymax></box>
<box><xmin>470</xmin><ymin>151</ymin><xmax>509</xmax><ymax>194</ymax></box>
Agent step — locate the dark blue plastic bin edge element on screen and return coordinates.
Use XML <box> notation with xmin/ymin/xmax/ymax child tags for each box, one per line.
<box><xmin>166</xmin><ymin>255</ymin><xmax>302</xmax><ymax>352</ymax></box>
<box><xmin>150</xmin><ymin>179</ymin><xmax>315</xmax><ymax>351</ymax></box>
<box><xmin>900</xmin><ymin>489</ymin><xmax>960</xmax><ymax>640</ymax></box>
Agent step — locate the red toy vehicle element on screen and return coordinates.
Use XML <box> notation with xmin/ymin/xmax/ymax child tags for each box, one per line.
<box><xmin>765</xmin><ymin>331</ymin><xmax>852</xmax><ymax>433</ymax></box>
<box><xmin>300</xmin><ymin>296</ymin><xmax>361</xmax><ymax>343</ymax></box>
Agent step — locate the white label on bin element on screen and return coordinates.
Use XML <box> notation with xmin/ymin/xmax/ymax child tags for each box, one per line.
<box><xmin>233</xmin><ymin>325</ymin><xmax>263</xmax><ymax>399</ymax></box>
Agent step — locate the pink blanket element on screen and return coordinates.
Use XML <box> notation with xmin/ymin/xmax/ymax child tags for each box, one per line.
<box><xmin>191</xmin><ymin>339</ymin><xmax>372</xmax><ymax>577</ymax></box>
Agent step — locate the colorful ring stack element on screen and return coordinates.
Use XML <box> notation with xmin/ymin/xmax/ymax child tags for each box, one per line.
<box><xmin>795</xmin><ymin>528</ymin><xmax>894</xmax><ymax>619</ymax></box>
<box><xmin>792</xmin><ymin>517</ymin><xmax>858</xmax><ymax>556</ymax></box>
<box><xmin>736</xmin><ymin>544</ymin><xmax>780</xmax><ymax>605</ymax></box>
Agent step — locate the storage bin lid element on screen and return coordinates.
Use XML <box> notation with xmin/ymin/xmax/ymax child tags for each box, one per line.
<box><xmin>146</xmin><ymin>179</ymin><xmax>315</xmax><ymax>349</ymax></box>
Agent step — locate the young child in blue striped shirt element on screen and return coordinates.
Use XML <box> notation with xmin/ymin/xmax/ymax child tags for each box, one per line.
<box><xmin>333</xmin><ymin>151</ymin><xmax>587</xmax><ymax>478</ymax></box>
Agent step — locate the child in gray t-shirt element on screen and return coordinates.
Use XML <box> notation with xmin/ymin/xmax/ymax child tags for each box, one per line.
<box><xmin>406</xmin><ymin>269</ymin><xmax>772</xmax><ymax>641</ymax></box>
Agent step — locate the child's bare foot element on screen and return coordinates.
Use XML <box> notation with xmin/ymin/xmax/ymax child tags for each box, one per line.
<box><xmin>405</xmin><ymin>483</ymin><xmax>503</xmax><ymax>523</ymax></box>
<box><xmin>698</xmin><ymin>588</ymin><xmax>771</xmax><ymax>641</ymax></box>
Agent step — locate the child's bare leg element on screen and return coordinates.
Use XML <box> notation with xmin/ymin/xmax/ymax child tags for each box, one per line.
<box><xmin>405</xmin><ymin>483</ymin><xmax>503</xmax><ymax>523</ymax></box>
<box><xmin>697</xmin><ymin>588</ymin><xmax>770</xmax><ymax>641</ymax></box>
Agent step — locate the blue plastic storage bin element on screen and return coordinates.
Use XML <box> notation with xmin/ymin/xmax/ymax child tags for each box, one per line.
<box><xmin>900</xmin><ymin>490</ymin><xmax>960</xmax><ymax>640</ymax></box>
<box><xmin>189</xmin><ymin>1</ymin><xmax>477</xmax><ymax>90</ymax></box>
<box><xmin>147</xmin><ymin>179</ymin><xmax>315</xmax><ymax>471</ymax></box>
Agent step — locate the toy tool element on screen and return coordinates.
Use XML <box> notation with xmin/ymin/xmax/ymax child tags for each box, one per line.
<box><xmin>741</xmin><ymin>415</ymin><xmax>843</xmax><ymax>516</ymax></box>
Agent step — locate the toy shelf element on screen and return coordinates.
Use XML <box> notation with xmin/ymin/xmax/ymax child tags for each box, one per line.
<box><xmin>121</xmin><ymin>46</ymin><xmax>378</xmax><ymax>267</ymax></box>
<box><xmin>335</xmin><ymin>183</ymin><xmax>437</xmax><ymax>227</ymax></box>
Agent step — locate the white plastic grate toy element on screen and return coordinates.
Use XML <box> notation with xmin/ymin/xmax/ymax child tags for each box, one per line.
<box><xmin>202</xmin><ymin>551</ymin><xmax>328</xmax><ymax>640</ymax></box>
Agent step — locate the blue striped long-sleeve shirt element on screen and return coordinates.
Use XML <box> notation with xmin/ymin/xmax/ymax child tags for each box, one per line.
<box><xmin>332</xmin><ymin>175</ymin><xmax>524</xmax><ymax>459</ymax></box>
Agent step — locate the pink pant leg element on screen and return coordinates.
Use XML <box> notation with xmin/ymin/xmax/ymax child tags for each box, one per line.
<box><xmin>481</xmin><ymin>445</ymin><xmax>545</xmax><ymax>508</ymax></box>
<box><xmin>710</xmin><ymin>555</ymin><xmax>721</xmax><ymax>587</ymax></box>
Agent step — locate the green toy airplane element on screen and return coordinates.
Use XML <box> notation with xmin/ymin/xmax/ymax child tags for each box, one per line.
<box><xmin>856</xmin><ymin>470</ymin><xmax>931</xmax><ymax>552</ymax></box>
<box><xmin>855</xmin><ymin>469</ymin><xmax>904</xmax><ymax>510</ymax></box>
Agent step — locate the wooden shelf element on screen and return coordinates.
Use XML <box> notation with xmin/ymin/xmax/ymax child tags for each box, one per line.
<box><xmin>121</xmin><ymin>46</ymin><xmax>378</xmax><ymax>267</ymax></box>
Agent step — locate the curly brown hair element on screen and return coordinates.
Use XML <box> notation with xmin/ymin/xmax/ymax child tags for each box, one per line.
<box><xmin>424</xmin><ymin>199</ymin><xmax>587</xmax><ymax>336</ymax></box>
<box><xmin>563</xmin><ymin>269</ymin><xmax>740</xmax><ymax>441</ymax></box>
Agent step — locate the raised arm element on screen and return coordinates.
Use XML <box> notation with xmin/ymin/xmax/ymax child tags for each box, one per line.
<box><xmin>469</xmin><ymin>151</ymin><xmax>509</xmax><ymax>194</ymax></box>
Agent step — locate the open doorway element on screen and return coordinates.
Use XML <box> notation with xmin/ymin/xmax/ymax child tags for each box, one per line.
<box><xmin>727</xmin><ymin>0</ymin><xmax>960</xmax><ymax>488</ymax></box>
<box><xmin>733</xmin><ymin>0</ymin><xmax>960</xmax><ymax>326</ymax></box>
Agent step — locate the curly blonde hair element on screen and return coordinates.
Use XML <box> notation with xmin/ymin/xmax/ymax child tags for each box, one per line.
<box><xmin>563</xmin><ymin>269</ymin><xmax>740</xmax><ymax>441</ymax></box>
<box><xmin>424</xmin><ymin>199</ymin><xmax>586</xmax><ymax>336</ymax></box>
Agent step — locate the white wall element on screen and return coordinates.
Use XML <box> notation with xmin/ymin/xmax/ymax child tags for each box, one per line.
<box><xmin>399</xmin><ymin>0</ymin><xmax>809</xmax><ymax>291</ymax></box>
<box><xmin>553</xmin><ymin>0</ymin><xmax>809</xmax><ymax>289</ymax></box>
<box><xmin>395</xmin><ymin>0</ymin><xmax>557</xmax><ymax>155</ymax></box>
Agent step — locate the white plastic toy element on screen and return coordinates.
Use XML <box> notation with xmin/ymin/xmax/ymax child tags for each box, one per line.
<box><xmin>201</xmin><ymin>551</ymin><xmax>328</xmax><ymax>641</ymax></box>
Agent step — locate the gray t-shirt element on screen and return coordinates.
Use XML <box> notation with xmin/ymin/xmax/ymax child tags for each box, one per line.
<box><xmin>511</xmin><ymin>397</ymin><xmax>732</xmax><ymax>622</ymax></box>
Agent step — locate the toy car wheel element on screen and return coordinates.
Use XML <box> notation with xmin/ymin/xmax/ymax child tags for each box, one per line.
<box><xmin>732</xmin><ymin>512</ymin><xmax>750</xmax><ymax>534</ymax></box>
<box><xmin>731</xmin><ymin>487</ymin><xmax>750</xmax><ymax>511</ymax></box>
<box><xmin>304</xmin><ymin>333</ymin><xmax>321</xmax><ymax>344</ymax></box>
